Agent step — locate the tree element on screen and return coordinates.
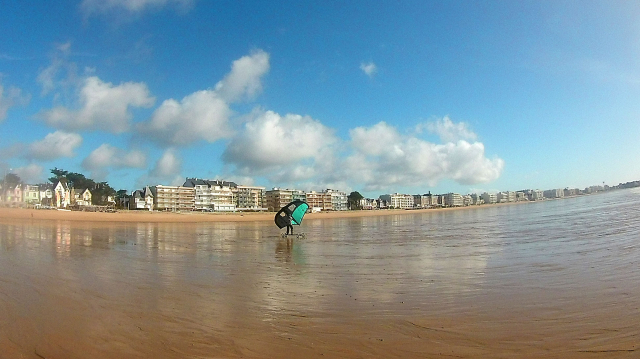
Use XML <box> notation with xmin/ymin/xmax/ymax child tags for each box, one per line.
<box><xmin>47</xmin><ymin>168</ymin><xmax>116</xmax><ymax>205</ymax></box>
<box><xmin>347</xmin><ymin>191</ymin><xmax>364</xmax><ymax>210</ymax></box>
<box><xmin>3</xmin><ymin>173</ymin><xmax>21</xmax><ymax>186</ymax></box>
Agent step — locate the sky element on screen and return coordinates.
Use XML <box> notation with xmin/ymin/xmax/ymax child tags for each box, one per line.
<box><xmin>1</xmin><ymin>0</ymin><xmax>639</xmax><ymax>198</ymax></box>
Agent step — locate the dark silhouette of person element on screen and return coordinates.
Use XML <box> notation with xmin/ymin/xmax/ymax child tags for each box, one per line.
<box><xmin>285</xmin><ymin>213</ymin><xmax>294</xmax><ymax>235</ymax></box>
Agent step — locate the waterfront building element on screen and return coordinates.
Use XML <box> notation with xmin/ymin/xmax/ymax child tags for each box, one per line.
<box><xmin>131</xmin><ymin>186</ymin><xmax>154</xmax><ymax>211</ymax></box>
<box><xmin>150</xmin><ymin>185</ymin><xmax>195</xmax><ymax>211</ymax></box>
<box><xmin>183</xmin><ymin>178</ymin><xmax>236</xmax><ymax>211</ymax></box>
<box><xmin>444</xmin><ymin>193</ymin><xmax>463</xmax><ymax>207</ymax></box>
<box><xmin>236</xmin><ymin>185</ymin><xmax>266</xmax><ymax>211</ymax></box>
<box><xmin>413</xmin><ymin>194</ymin><xmax>430</xmax><ymax>208</ymax></box>
<box><xmin>326</xmin><ymin>189</ymin><xmax>348</xmax><ymax>211</ymax></box>
<box><xmin>543</xmin><ymin>189</ymin><xmax>564</xmax><ymax>199</ymax></box>
<box><xmin>22</xmin><ymin>185</ymin><xmax>41</xmax><ymax>205</ymax></box>
<box><xmin>266</xmin><ymin>188</ymin><xmax>294</xmax><ymax>211</ymax></box>
<box><xmin>379</xmin><ymin>193</ymin><xmax>414</xmax><ymax>209</ymax></box>
<box><xmin>305</xmin><ymin>190</ymin><xmax>332</xmax><ymax>211</ymax></box>
<box><xmin>481</xmin><ymin>192</ymin><xmax>497</xmax><ymax>204</ymax></box>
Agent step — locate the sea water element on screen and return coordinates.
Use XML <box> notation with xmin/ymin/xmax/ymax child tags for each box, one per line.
<box><xmin>1</xmin><ymin>188</ymin><xmax>638</xmax><ymax>358</ymax></box>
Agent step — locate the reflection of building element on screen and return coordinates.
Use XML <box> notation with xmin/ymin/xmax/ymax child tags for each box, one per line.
<box><xmin>151</xmin><ymin>185</ymin><xmax>195</xmax><ymax>211</ymax></box>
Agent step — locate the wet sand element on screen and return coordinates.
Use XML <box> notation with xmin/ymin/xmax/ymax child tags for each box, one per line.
<box><xmin>0</xmin><ymin>191</ymin><xmax>638</xmax><ymax>358</ymax></box>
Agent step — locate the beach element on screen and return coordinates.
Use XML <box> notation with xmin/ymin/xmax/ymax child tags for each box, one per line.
<box><xmin>1</xmin><ymin>190</ymin><xmax>638</xmax><ymax>358</ymax></box>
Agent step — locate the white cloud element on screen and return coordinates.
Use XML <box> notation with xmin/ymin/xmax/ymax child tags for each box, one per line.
<box><xmin>38</xmin><ymin>76</ymin><xmax>155</xmax><ymax>133</ymax></box>
<box><xmin>214</xmin><ymin>50</ymin><xmax>270</xmax><ymax>102</ymax></box>
<box><xmin>139</xmin><ymin>50</ymin><xmax>270</xmax><ymax>146</ymax></box>
<box><xmin>81</xmin><ymin>144</ymin><xmax>146</xmax><ymax>179</ymax></box>
<box><xmin>36</xmin><ymin>42</ymin><xmax>75</xmax><ymax>96</ymax></box>
<box><xmin>140</xmin><ymin>90</ymin><xmax>233</xmax><ymax>146</ymax></box>
<box><xmin>343</xmin><ymin>121</ymin><xmax>504</xmax><ymax>191</ymax></box>
<box><xmin>360</xmin><ymin>62</ymin><xmax>377</xmax><ymax>77</ymax></box>
<box><xmin>422</xmin><ymin>116</ymin><xmax>478</xmax><ymax>143</ymax></box>
<box><xmin>14</xmin><ymin>164</ymin><xmax>44</xmax><ymax>184</ymax></box>
<box><xmin>222</xmin><ymin>110</ymin><xmax>337</xmax><ymax>179</ymax></box>
<box><xmin>28</xmin><ymin>131</ymin><xmax>83</xmax><ymax>161</ymax></box>
<box><xmin>0</xmin><ymin>82</ymin><xmax>30</xmax><ymax>122</ymax></box>
<box><xmin>80</xmin><ymin>0</ymin><xmax>194</xmax><ymax>16</ymax></box>
<box><xmin>148</xmin><ymin>148</ymin><xmax>183</xmax><ymax>185</ymax></box>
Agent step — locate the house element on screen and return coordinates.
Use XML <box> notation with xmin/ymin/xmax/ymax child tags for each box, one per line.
<box><xmin>131</xmin><ymin>186</ymin><xmax>154</xmax><ymax>211</ymax></box>
<box><xmin>53</xmin><ymin>181</ymin><xmax>71</xmax><ymax>208</ymax></box>
<box><xmin>23</xmin><ymin>185</ymin><xmax>41</xmax><ymax>205</ymax></box>
<box><xmin>73</xmin><ymin>188</ymin><xmax>92</xmax><ymax>206</ymax></box>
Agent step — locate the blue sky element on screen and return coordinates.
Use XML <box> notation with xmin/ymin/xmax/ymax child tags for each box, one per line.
<box><xmin>1</xmin><ymin>0</ymin><xmax>639</xmax><ymax>198</ymax></box>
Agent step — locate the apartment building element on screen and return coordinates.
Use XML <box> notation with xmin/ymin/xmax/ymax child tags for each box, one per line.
<box><xmin>481</xmin><ymin>192</ymin><xmax>497</xmax><ymax>204</ymax></box>
<box><xmin>266</xmin><ymin>188</ymin><xmax>294</xmax><ymax>211</ymax></box>
<box><xmin>326</xmin><ymin>189</ymin><xmax>347</xmax><ymax>211</ymax></box>
<box><xmin>543</xmin><ymin>189</ymin><xmax>564</xmax><ymax>199</ymax></box>
<box><xmin>151</xmin><ymin>185</ymin><xmax>195</xmax><ymax>211</ymax></box>
<box><xmin>183</xmin><ymin>178</ymin><xmax>236</xmax><ymax>211</ymax></box>
<box><xmin>305</xmin><ymin>190</ymin><xmax>332</xmax><ymax>211</ymax></box>
<box><xmin>236</xmin><ymin>185</ymin><xmax>266</xmax><ymax>210</ymax></box>
<box><xmin>444</xmin><ymin>193</ymin><xmax>463</xmax><ymax>207</ymax></box>
<box><xmin>379</xmin><ymin>193</ymin><xmax>414</xmax><ymax>209</ymax></box>
<box><xmin>413</xmin><ymin>194</ymin><xmax>430</xmax><ymax>208</ymax></box>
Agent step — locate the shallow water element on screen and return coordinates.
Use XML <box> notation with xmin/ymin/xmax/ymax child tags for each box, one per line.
<box><xmin>1</xmin><ymin>189</ymin><xmax>639</xmax><ymax>358</ymax></box>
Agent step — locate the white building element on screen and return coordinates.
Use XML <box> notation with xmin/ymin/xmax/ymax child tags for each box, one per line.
<box><xmin>543</xmin><ymin>189</ymin><xmax>564</xmax><ymax>199</ymax></box>
<box><xmin>236</xmin><ymin>185</ymin><xmax>266</xmax><ymax>211</ymax></box>
<box><xmin>151</xmin><ymin>185</ymin><xmax>196</xmax><ymax>212</ymax></box>
<box><xmin>379</xmin><ymin>193</ymin><xmax>414</xmax><ymax>209</ymax></box>
<box><xmin>481</xmin><ymin>192</ymin><xmax>497</xmax><ymax>204</ymax></box>
<box><xmin>183</xmin><ymin>178</ymin><xmax>235</xmax><ymax>211</ymax></box>
<box><xmin>444</xmin><ymin>193</ymin><xmax>463</xmax><ymax>207</ymax></box>
<box><xmin>131</xmin><ymin>186</ymin><xmax>154</xmax><ymax>211</ymax></box>
<box><xmin>326</xmin><ymin>189</ymin><xmax>348</xmax><ymax>211</ymax></box>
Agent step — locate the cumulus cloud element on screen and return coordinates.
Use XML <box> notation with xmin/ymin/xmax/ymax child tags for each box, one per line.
<box><xmin>138</xmin><ymin>50</ymin><xmax>270</xmax><ymax>146</ymax></box>
<box><xmin>81</xmin><ymin>144</ymin><xmax>146</xmax><ymax>179</ymax></box>
<box><xmin>214</xmin><ymin>50</ymin><xmax>270</xmax><ymax>102</ymax></box>
<box><xmin>148</xmin><ymin>148</ymin><xmax>183</xmax><ymax>185</ymax></box>
<box><xmin>360</xmin><ymin>62</ymin><xmax>377</xmax><ymax>77</ymax></box>
<box><xmin>422</xmin><ymin>116</ymin><xmax>478</xmax><ymax>143</ymax></box>
<box><xmin>0</xmin><ymin>82</ymin><xmax>30</xmax><ymax>122</ymax></box>
<box><xmin>28</xmin><ymin>131</ymin><xmax>83</xmax><ymax>161</ymax></box>
<box><xmin>222</xmin><ymin>110</ymin><xmax>337</xmax><ymax>179</ymax></box>
<box><xmin>38</xmin><ymin>76</ymin><xmax>155</xmax><ymax>133</ymax></box>
<box><xmin>80</xmin><ymin>0</ymin><xmax>193</xmax><ymax>16</ymax></box>
<box><xmin>140</xmin><ymin>90</ymin><xmax>233</xmax><ymax>146</ymax></box>
<box><xmin>344</xmin><ymin>121</ymin><xmax>504</xmax><ymax>191</ymax></box>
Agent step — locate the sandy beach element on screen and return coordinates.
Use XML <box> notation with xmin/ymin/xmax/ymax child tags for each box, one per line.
<box><xmin>0</xmin><ymin>201</ymin><xmax>524</xmax><ymax>223</ymax></box>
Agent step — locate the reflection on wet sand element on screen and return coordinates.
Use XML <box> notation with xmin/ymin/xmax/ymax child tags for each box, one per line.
<box><xmin>1</xmin><ymin>189</ymin><xmax>639</xmax><ymax>358</ymax></box>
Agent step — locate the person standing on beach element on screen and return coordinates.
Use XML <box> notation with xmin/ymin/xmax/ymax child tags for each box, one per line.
<box><xmin>284</xmin><ymin>213</ymin><xmax>294</xmax><ymax>235</ymax></box>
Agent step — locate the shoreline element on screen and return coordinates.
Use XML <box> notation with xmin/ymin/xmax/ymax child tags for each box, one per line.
<box><xmin>0</xmin><ymin>200</ymin><xmax>532</xmax><ymax>223</ymax></box>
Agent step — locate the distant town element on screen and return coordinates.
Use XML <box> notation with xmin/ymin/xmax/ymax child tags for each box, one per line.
<box><xmin>1</xmin><ymin>168</ymin><xmax>639</xmax><ymax>213</ymax></box>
